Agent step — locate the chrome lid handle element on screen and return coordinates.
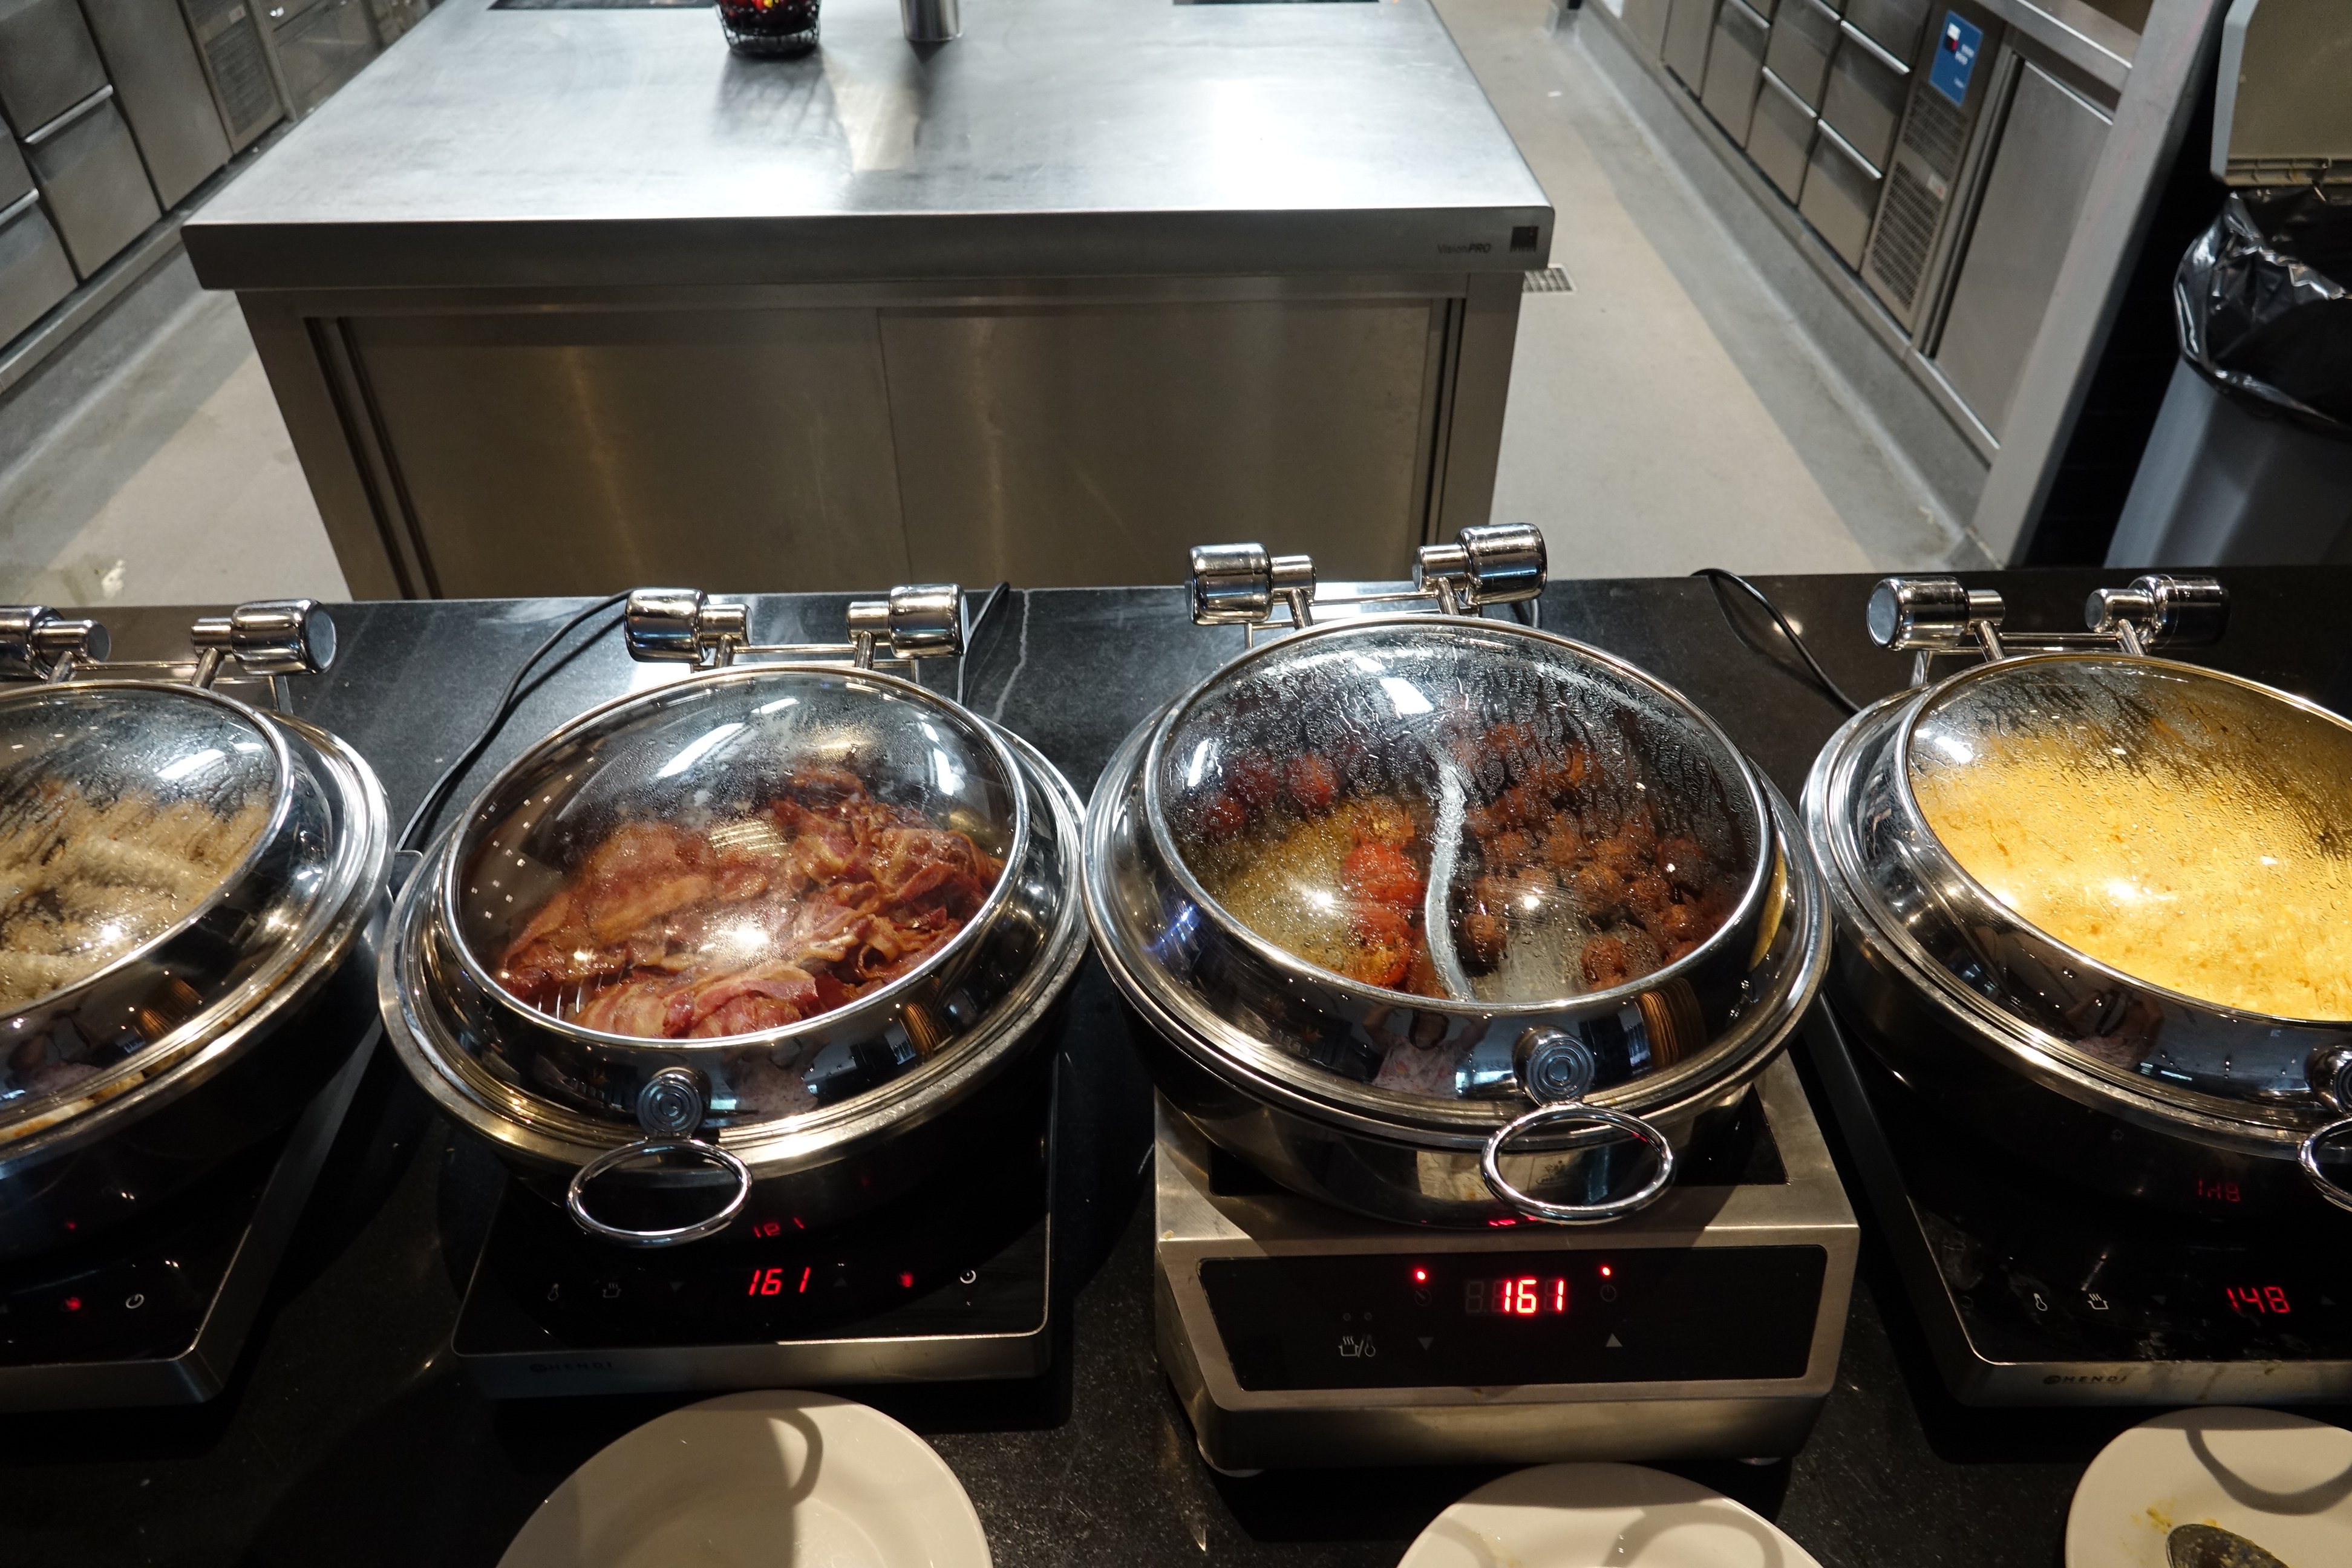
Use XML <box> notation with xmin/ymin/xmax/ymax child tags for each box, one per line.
<box><xmin>566</xmin><ymin>1137</ymin><xmax>753</xmax><ymax>1247</ymax></box>
<box><xmin>2299</xmin><ymin>1118</ymin><xmax>2352</xmax><ymax>1214</ymax></box>
<box><xmin>564</xmin><ymin>1067</ymin><xmax>750</xmax><ymax>1247</ymax></box>
<box><xmin>845</xmin><ymin>583</ymin><xmax>963</xmax><ymax>667</ymax></box>
<box><xmin>1418</xmin><ymin>523</ymin><xmax>1546</xmax><ymax>612</ymax></box>
<box><xmin>1866</xmin><ymin>577</ymin><xmax>2007</xmax><ymax>652</ymax></box>
<box><xmin>0</xmin><ymin>606</ymin><xmax>110</xmax><ymax>681</ymax></box>
<box><xmin>626</xmin><ymin>588</ymin><xmax>748</xmax><ymax>667</ymax></box>
<box><xmin>1478</xmin><ymin>1028</ymin><xmax>1676</xmax><ymax>1224</ymax></box>
<box><xmin>191</xmin><ymin>599</ymin><xmax>336</xmax><ymax>679</ymax></box>
<box><xmin>1189</xmin><ymin>544</ymin><xmax>1314</xmax><ymax>630</ymax></box>
<box><xmin>2085</xmin><ymin>575</ymin><xmax>2227</xmax><ymax>655</ymax></box>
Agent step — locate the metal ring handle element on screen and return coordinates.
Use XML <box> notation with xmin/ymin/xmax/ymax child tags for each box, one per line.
<box><xmin>566</xmin><ymin>1135</ymin><xmax>753</xmax><ymax>1247</ymax></box>
<box><xmin>1480</xmin><ymin>1101</ymin><xmax>1678</xmax><ymax>1225</ymax></box>
<box><xmin>2298</xmin><ymin>1117</ymin><xmax>2352</xmax><ymax>1214</ymax></box>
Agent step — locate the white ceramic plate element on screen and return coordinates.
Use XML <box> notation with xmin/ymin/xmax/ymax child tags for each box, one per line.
<box><xmin>2066</xmin><ymin>1407</ymin><xmax>2352</xmax><ymax>1568</ymax></box>
<box><xmin>498</xmin><ymin>1390</ymin><xmax>991</xmax><ymax>1568</ymax></box>
<box><xmin>1397</xmin><ymin>1462</ymin><xmax>1824</xmax><ymax>1567</ymax></box>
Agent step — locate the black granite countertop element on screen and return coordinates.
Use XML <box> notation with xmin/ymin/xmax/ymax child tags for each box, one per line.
<box><xmin>8</xmin><ymin>569</ymin><xmax>2352</xmax><ymax>1567</ymax></box>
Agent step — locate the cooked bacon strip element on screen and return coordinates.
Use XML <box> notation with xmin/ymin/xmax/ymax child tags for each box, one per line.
<box><xmin>495</xmin><ymin>768</ymin><xmax>1003</xmax><ymax>1043</ymax></box>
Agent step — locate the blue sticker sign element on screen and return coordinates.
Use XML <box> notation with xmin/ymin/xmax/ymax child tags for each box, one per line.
<box><xmin>1930</xmin><ymin>12</ymin><xmax>1983</xmax><ymax>107</ymax></box>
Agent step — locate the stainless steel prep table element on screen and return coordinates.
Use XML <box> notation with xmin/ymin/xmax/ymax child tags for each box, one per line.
<box><xmin>183</xmin><ymin>0</ymin><xmax>1553</xmax><ymax>600</ymax></box>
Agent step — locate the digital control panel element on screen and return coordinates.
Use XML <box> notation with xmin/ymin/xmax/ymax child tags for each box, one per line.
<box><xmin>456</xmin><ymin>1096</ymin><xmax>1051</xmax><ymax>1353</ymax></box>
<box><xmin>1199</xmin><ymin>1246</ymin><xmax>1827</xmax><ymax>1391</ymax></box>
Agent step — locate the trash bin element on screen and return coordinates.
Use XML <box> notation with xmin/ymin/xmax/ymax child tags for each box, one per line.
<box><xmin>2107</xmin><ymin>188</ymin><xmax>2352</xmax><ymax>567</ymax></box>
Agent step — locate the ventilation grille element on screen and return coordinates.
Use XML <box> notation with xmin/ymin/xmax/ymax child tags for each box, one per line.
<box><xmin>1522</xmin><ymin>267</ymin><xmax>1576</xmax><ymax>294</ymax></box>
<box><xmin>1901</xmin><ymin>81</ymin><xmax>1968</xmax><ymax>179</ymax></box>
<box><xmin>1868</xmin><ymin>162</ymin><xmax>1943</xmax><ymax>310</ymax></box>
<box><xmin>186</xmin><ymin>0</ymin><xmax>281</xmax><ymax>144</ymax></box>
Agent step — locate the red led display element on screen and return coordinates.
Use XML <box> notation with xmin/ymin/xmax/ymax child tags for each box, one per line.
<box><xmin>2196</xmin><ymin>1177</ymin><xmax>2243</xmax><ymax>1204</ymax></box>
<box><xmin>747</xmin><ymin>1266</ymin><xmax>791</xmax><ymax>1296</ymax></box>
<box><xmin>2226</xmin><ymin>1285</ymin><xmax>2292</xmax><ymax>1315</ymax></box>
<box><xmin>1462</xmin><ymin>1276</ymin><xmax>1572</xmax><ymax>1316</ymax></box>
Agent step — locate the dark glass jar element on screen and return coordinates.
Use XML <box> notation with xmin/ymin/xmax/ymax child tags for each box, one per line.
<box><xmin>719</xmin><ymin>0</ymin><xmax>818</xmax><ymax>56</ymax></box>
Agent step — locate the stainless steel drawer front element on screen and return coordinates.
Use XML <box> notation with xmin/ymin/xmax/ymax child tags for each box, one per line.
<box><xmin>1799</xmin><ymin>122</ymin><xmax>1882</xmax><ymax>266</ymax></box>
<box><xmin>1818</xmin><ymin>24</ymin><xmax>1909</xmax><ymax>171</ymax></box>
<box><xmin>0</xmin><ymin>190</ymin><xmax>76</xmax><ymax>342</ymax></box>
<box><xmin>24</xmin><ymin>96</ymin><xmax>160</xmax><ymax>275</ymax></box>
<box><xmin>83</xmin><ymin>0</ymin><xmax>234</xmax><ymax>209</ymax></box>
<box><xmin>1762</xmin><ymin>0</ymin><xmax>1841</xmax><ymax>108</ymax></box>
<box><xmin>1841</xmin><ymin>0</ymin><xmax>1928</xmax><ymax>59</ymax></box>
<box><xmin>0</xmin><ymin>128</ymin><xmax>32</xmax><ymax>206</ymax></box>
<box><xmin>1702</xmin><ymin>0</ymin><xmax>1772</xmax><ymax>145</ymax></box>
<box><xmin>0</xmin><ymin>0</ymin><xmax>110</xmax><ymax>136</ymax></box>
<box><xmin>1748</xmin><ymin>69</ymin><xmax>1818</xmax><ymax>201</ymax></box>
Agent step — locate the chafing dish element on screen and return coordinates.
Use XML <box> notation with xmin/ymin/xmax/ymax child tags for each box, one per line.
<box><xmin>1085</xmin><ymin>528</ymin><xmax>1831</xmax><ymax>1227</ymax></box>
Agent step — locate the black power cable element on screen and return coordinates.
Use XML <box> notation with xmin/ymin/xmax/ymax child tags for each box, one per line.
<box><xmin>397</xmin><ymin>590</ymin><xmax>630</xmax><ymax>854</ymax></box>
<box><xmin>1691</xmin><ymin>568</ymin><xmax>1861</xmax><ymax>716</ymax></box>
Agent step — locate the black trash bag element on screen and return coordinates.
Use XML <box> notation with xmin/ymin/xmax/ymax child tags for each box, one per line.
<box><xmin>2175</xmin><ymin>188</ymin><xmax>2352</xmax><ymax>436</ymax></box>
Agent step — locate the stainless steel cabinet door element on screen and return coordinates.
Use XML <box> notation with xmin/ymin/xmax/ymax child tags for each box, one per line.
<box><xmin>1662</xmin><ymin>0</ymin><xmax>1720</xmax><ymax>90</ymax></box>
<box><xmin>1931</xmin><ymin>60</ymin><xmax>2111</xmax><ymax>440</ymax></box>
<box><xmin>1700</xmin><ymin>0</ymin><xmax>1771</xmax><ymax>145</ymax></box>
<box><xmin>1620</xmin><ymin>0</ymin><xmax>1674</xmax><ymax>59</ymax></box>
<box><xmin>80</xmin><ymin>0</ymin><xmax>231</xmax><ymax>207</ymax></box>
<box><xmin>0</xmin><ymin>191</ymin><xmax>76</xmax><ymax>343</ymax></box>
<box><xmin>344</xmin><ymin>309</ymin><xmax>913</xmax><ymax>598</ymax></box>
<box><xmin>24</xmin><ymin>96</ymin><xmax>158</xmax><ymax>274</ymax></box>
<box><xmin>880</xmin><ymin>298</ymin><xmax>1437</xmax><ymax>587</ymax></box>
<box><xmin>266</xmin><ymin>0</ymin><xmax>379</xmax><ymax>117</ymax></box>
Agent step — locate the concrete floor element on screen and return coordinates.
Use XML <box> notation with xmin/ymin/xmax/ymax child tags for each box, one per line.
<box><xmin>0</xmin><ymin>0</ymin><xmax>1983</xmax><ymax>609</ymax></box>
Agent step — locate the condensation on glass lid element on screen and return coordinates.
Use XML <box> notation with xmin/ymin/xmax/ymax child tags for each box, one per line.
<box><xmin>1907</xmin><ymin>659</ymin><xmax>2352</xmax><ymax>1020</ymax></box>
<box><xmin>460</xmin><ymin>675</ymin><xmax>1019</xmax><ymax>1050</ymax></box>
<box><xmin>0</xmin><ymin>691</ymin><xmax>278</xmax><ymax>1015</ymax></box>
<box><xmin>1159</xmin><ymin>626</ymin><xmax>1756</xmax><ymax>1010</ymax></box>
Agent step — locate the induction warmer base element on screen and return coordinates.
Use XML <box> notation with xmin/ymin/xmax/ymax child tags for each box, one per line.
<box><xmin>451</xmin><ymin>1069</ymin><xmax>1057</xmax><ymax>1399</ymax></box>
<box><xmin>1808</xmin><ymin>1004</ymin><xmax>2352</xmax><ymax>1406</ymax></box>
<box><xmin>0</xmin><ymin>1026</ymin><xmax>377</xmax><ymax>1413</ymax></box>
<box><xmin>1153</xmin><ymin>1054</ymin><xmax>1858</xmax><ymax>1470</ymax></box>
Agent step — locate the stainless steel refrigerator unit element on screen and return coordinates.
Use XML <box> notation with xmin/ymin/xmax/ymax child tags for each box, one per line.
<box><xmin>183</xmin><ymin>0</ymin><xmax>1552</xmax><ymax>600</ymax></box>
<box><xmin>1587</xmin><ymin>0</ymin><xmax>2215</xmax><ymax>563</ymax></box>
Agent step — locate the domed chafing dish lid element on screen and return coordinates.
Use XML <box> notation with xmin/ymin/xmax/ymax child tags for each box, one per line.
<box><xmin>1087</xmin><ymin>530</ymin><xmax>1831</xmax><ymax>1226</ymax></box>
<box><xmin>384</xmin><ymin>585</ymin><xmax>1088</xmax><ymax>1246</ymax></box>
<box><xmin>1807</xmin><ymin>573</ymin><xmax>2352</xmax><ymax>1210</ymax></box>
<box><xmin>0</xmin><ymin>603</ymin><xmax>386</xmax><ymax>1151</ymax></box>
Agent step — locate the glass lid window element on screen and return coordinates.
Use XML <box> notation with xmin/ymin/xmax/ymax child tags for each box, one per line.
<box><xmin>456</xmin><ymin>671</ymin><xmax>1019</xmax><ymax>1043</ymax></box>
<box><xmin>1157</xmin><ymin>623</ymin><xmax>1757</xmax><ymax>1005</ymax></box>
<box><xmin>0</xmin><ymin>689</ymin><xmax>278</xmax><ymax>1017</ymax></box>
<box><xmin>1906</xmin><ymin>659</ymin><xmax>2352</xmax><ymax>1022</ymax></box>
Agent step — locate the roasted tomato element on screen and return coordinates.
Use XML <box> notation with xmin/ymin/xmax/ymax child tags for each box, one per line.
<box><xmin>1282</xmin><ymin>754</ymin><xmax>1339</xmax><ymax>815</ymax></box>
<box><xmin>1195</xmin><ymin>792</ymin><xmax>1249</xmax><ymax>842</ymax></box>
<box><xmin>1344</xmin><ymin>842</ymin><xmax>1426</xmax><ymax>906</ymax></box>
<box><xmin>1226</xmin><ymin>753</ymin><xmax>1281</xmax><ymax>814</ymax></box>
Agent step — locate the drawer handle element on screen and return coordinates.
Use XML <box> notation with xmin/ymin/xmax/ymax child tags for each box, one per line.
<box><xmin>22</xmin><ymin>85</ymin><xmax>114</xmax><ymax>149</ymax></box>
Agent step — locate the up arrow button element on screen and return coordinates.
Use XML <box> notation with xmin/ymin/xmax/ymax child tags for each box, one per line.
<box><xmin>1606</xmin><ymin>1334</ymin><xmax>1624</xmax><ymax>1348</ymax></box>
